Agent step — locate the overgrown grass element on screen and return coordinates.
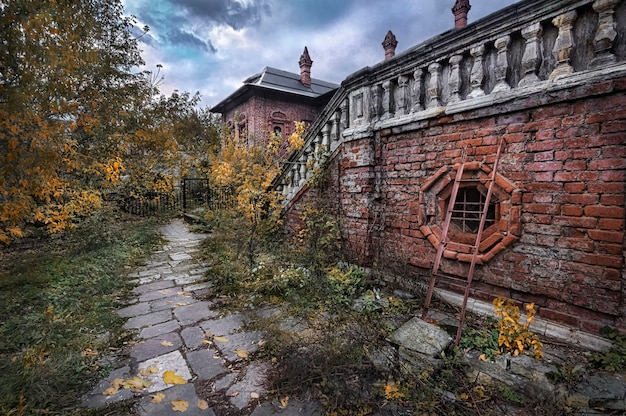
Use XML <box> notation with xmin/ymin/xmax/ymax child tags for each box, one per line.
<box><xmin>0</xmin><ymin>207</ymin><xmax>162</xmax><ymax>415</ymax></box>
<box><xmin>200</xmin><ymin>206</ymin><xmax>565</xmax><ymax>415</ymax></box>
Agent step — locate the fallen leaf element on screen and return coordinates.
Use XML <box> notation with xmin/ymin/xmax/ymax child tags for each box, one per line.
<box><xmin>103</xmin><ymin>377</ymin><xmax>124</xmax><ymax>395</ymax></box>
<box><xmin>151</xmin><ymin>392</ymin><xmax>166</xmax><ymax>403</ymax></box>
<box><xmin>204</xmin><ymin>332</ymin><xmax>213</xmax><ymax>338</ymax></box>
<box><xmin>214</xmin><ymin>336</ymin><xmax>229</xmax><ymax>343</ymax></box>
<box><xmin>280</xmin><ymin>396</ymin><xmax>289</xmax><ymax>408</ymax></box>
<box><xmin>83</xmin><ymin>348</ymin><xmax>98</xmax><ymax>356</ymax></box>
<box><xmin>171</xmin><ymin>399</ymin><xmax>189</xmax><ymax>412</ymax></box>
<box><xmin>163</xmin><ymin>370</ymin><xmax>187</xmax><ymax>385</ymax></box>
<box><xmin>158</xmin><ymin>289</ymin><xmax>170</xmax><ymax>295</ymax></box>
<box><xmin>235</xmin><ymin>349</ymin><xmax>248</xmax><ymax>359</ymax></box>
<box><xmin>229</xmin><ymin>391</ymin><xmax>239</xmax><ymax>397</ymax></box>
<box><xmin>250</xmin><ymin>392</ymin><xmax>259</xmax><ymax>399</ymax></box>
<box><xmin>123</xmin><ymin>375</ymin><xmax>151</xmax><ymax>390</ymax></box>
<box><xmin>140</xmin><ymin>366</ymin><xmax>159</xmax><ymax>376</ymax></box>
<box><xmin>197</xmin><ymin>399</ymin><xmax>209</xmax><ymax>410</ymax></box>
<box><xmin>202</xmin><ymin>340</ymin><xmax>212</xmax><ymax>345</ymax></box>
<box><xmin>160</xmin><ymin>340</ymin><xmax>174</xmax><ymax>347</ymax></box>
<box><xmin>175</xmin><ymin>302</ymin><xmax>187</xmax><ymax>307</ymax></box>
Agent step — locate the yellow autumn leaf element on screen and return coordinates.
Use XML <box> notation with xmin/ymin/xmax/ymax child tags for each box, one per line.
<box><xmin>158</xmin><ymin>289</ymin><xmax>170</xmax><ymax>295</ymax></box>
<box><xmin>250</xmin><ymin>392</ymin><xmax>259</xmax><ymax>399</ymax></box>
<box><xmin>123</xmin><ymin>376</ymin><xmax>151</xmax><ymax>390</ymax></box>
<box><xmin>214</xmin><ymin>336</ymin><xmax>229</xmax><ymax>343</ymax></box>
<box><xmin>151</xmin><ymin>392</ymin><xmax>166</xmax><ymax>403</ymax></box>
<box><xmin>280</xmin><ymin>396</ymin><xmax>289</xmax><ymax>408</ymax></box>
<box><xmin>202</xmin><ymin>340</ymin><xmax>212</xmax><ymax>345</ymax></box>
<box><xmin>160</xmin><ymin>340</ymin><xmax>174</xmax><ymax>347</ymax></box>
<box><xmin>103</xmin><ymin>378</ymin><xmax>124</xmax><ymax>397</ymax></box>
<box><xmin>175</xmin><ymin>302</ymin><xmax>187</xmax><ymax>307</ymax></box>
<box><xmin>171</xmin><ymin>399</ymin><xmax>189</xmax><ymax>412</ymax></box>
<box><xmin>140</xmin><ymin>366</ymin><xmax>159</xmax><ymax>376</ymax></box>
<box><xmin>197</xmin><ymin>399</ymin><xmax>209</xmax><ymax>410</ymax></box>
<box><xmin>479</xmin><ymin>354</ymin><xmax>487</xmax><ymax>361</ymax></box>
<box><xmin>163</xmin><ymin>370</ymin><xmax>187</xmax><ymax>385</ymax></box>
<box><xmin>235</xmin><ymin>349</ymin><xmax>249</xmax><ymax>359</ymax></box>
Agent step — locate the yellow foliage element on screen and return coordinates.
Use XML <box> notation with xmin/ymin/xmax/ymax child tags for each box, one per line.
<box><xmin>493</xmin><ymin>297</ymin><xmax>543</xmax><ymax>360</ymax></box>
<box><xmin>162</xmin><ymin>370</ymin><xmax>187</xmax><ymax>385</ymax></box>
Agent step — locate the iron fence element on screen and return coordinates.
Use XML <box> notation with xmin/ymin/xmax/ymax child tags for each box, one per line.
<box><xmin>116</xmin><ymin>178</ymin><xmax>234</xmax><ymax>217</ymax></box>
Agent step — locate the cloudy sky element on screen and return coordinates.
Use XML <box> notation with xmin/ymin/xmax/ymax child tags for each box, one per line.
<box><xmin>122</xmin><ymin>0</ymin><xmax>520</xmax><ymax>109</ymax></box>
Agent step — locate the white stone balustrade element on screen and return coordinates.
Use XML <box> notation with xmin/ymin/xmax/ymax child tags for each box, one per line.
<box><xmin>275</xmin><ymin>0</ymin><xmax>626</xmax><ymax>206</ymax></box>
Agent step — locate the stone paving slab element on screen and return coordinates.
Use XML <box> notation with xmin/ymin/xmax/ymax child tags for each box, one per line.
<box><xmin>133</xmin><ymin>279</ymin><xmax>175</xmax><ymax>295</ymax></box>
<box><xmin>139</xmin><ymin>320</ymin><xmax>181</xmax><ymax>339</ymax></box>
<box><xmin>227</xmin><ymin>362</ymin><xmax>270</xmax><ymax>410</ymax></box>
<box><xmin>174</xmin><ymin>301</ymin><xmax>217</xmax><ymax>325</ymax></box>
<box><xmin>117</xmin><ymin>302</ymin><xmax>150</xmax><ymax>318</ymax></box>
<box><xmin>139</xmin><ymin>287</ymin><xmax>180</xmax><ymax>302</ymax></box>
<box><xmin>131</xmin><ymin>332</ymin><xmax>183</xmax><ymax>362</ymax></box>
<box><xmin>137</xmin><ymin>350</ymin><xmax>193</xmax><ymax>393</ymax></box>
<box><xmin>186</xmin><ymin>349</ymin><xmax>229</xmax><ymax>381</ymax></box>
<box><xmin>181</xmin><ymin>326</ymin><xmax>206</xmax><ymax>349</ymax></box>
<box><xmin>214</xmin><ymin>331</ymin><xmax>264</xmax><ymax>363</ymax></box>
<box><xmin>137</xmin><ymin>384</ymin><xmax>215</xmax><ymax>416</ymax></box>
<box><xmin>83</xmin><ymin>366</ymin><xmax>134</xmax><ymax>408</ymax></box>
<box><xmin>149</xmin><ymin>294</ymin><xmax>197</xmax><ymax>312</ymax></box>
<box><xmin>124</xmin><ymin>309</ymin><xmax>172</xmax><ymax>330</ymax></box>
<box><xmin>200</xmin><ymin>313</ymin><xmax>247</xmax><ymax>336</ymax></box>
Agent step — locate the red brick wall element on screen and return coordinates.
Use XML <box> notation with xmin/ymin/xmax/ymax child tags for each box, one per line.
<box><xmin>222</xmin><ymin>95</ymin><xmax>321</xmax><ymax>145</ymax></box>
<box><xmin>285</xmin><ymin>80</ymin><xmax>626</xmax><ymax>334</ymax></box>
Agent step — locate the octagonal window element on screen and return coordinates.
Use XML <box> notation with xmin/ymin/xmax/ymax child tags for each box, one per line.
<box><xmin>419</xmin><ymin>161</ymin><xmax>521</xmax><ymax>264</ymax></box>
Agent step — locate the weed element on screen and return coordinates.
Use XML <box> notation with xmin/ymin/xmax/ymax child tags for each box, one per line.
<box><xmin>589</xmin><ymin>326</ymin><xmax>626</xmax><ymax>372</ymax></box>
<box><xmin>493</xmin><ymin>297</ymin><xmax>543</xmax><ymax>360</ymax></box>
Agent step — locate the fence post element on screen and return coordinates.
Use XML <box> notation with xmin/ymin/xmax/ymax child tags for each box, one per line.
<box><xmin>182</xmin><ymin>178</ymin><xmax>187</xmax><ymax>212</ymax></box>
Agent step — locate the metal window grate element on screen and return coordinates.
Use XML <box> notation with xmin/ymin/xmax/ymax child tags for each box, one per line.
<box><xmin>451</xmin><ymin>187</ymin><xmax>495</xmax><ymax>233</ymax></box>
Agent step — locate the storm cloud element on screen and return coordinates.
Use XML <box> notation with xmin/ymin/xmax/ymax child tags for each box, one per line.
<box><xmin>123</xmin><ymin>0</ymin><xmax>520</xmax><ymax>107</ymax></box>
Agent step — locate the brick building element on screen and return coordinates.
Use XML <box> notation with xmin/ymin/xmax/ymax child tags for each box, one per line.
<box><xmin>275</xmin><ymin>0</ymin><xmax>626</xmax><ymax>341</ymax></box>
<box><xmin>211</xmin><ymin>47</ymin><xmax>338</xmax><ymax>146</ymax></box>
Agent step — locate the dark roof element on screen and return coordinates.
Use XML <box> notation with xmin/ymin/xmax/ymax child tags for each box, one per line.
<box><xmin>211</xmin><ymin>67</ymin><xmax>338</xmax><ymax>114</ymax></box>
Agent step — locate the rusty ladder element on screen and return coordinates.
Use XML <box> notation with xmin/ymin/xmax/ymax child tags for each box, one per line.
<box><xmin>421</xmin><ymin>137</ymin><xmax>506</xmax><ymax>345</ymax></box>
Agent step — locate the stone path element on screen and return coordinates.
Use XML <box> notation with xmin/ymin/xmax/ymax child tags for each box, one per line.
<box><xmin>83</xmin><ymin>220</ymin><xmax>321</xmax><ymax>416</ymax></box>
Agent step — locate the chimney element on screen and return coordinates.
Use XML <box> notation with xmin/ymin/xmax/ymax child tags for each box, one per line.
<box><xmin>382</xmin><ymin>30</ymin><xmax>398</xmax><ymax>60</ymax></box>
<box><xmin>299</xmin><ymin>46</ymin><xmax>313</xmax><ymax>87</ymax></box>
<box><xmin>452</xmin><ymin>0</ymin><xmax>471</xmax><ymax>28</ymax></box>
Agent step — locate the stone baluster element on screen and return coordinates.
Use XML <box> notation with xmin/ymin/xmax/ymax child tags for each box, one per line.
<box><xmin>298</xmin><ymin>156</ymin><xmax>306</xmax><ymax>186</ymax></box>
<box><xmin>321</xmin><ymin>122</ymin><xmax>330</xmax><ymax>148</ymax></box>
<box><xmin>370</xmin><ymin>84</ymin><xmax>381</xmax><ymax>121</ymax></box>
<box><xmin>550</xmin><ymin>10</ymin><xmax>577</xmax><ymax>78</ymax></box>
<box><xmin>493</xmin><ymin>35</ymin><xmax>511</xmax><ymax>92</ymax></box>
<box><xmin>396</xmin><ymin>75</ymin><xmax>409</xmax><ymax>115</ymax></box>
<box><xmin>448</xmin><ymin>54</ymin><xmax>463</xmax><ymax>103</ymax></box>
<box><xmin>427</xmin><ymin>63</ymin><xmax>442</xmax><ymax>108</ymax></box>
<box><xmin>340</xmin><ymin>98</ymin><xmax>349</xmax><ymax>131</ymax></box>
<box><xmin>468</xmin><ymin>44</ymin><xmax>485</xmax><ymax>98</ymax></box>
<box><xmin>289</xmin><ymin>168</ymin><xmax>297</xmax><ymax>191</ymax></box>
<box><xmin>331</xmin><ymin>111</ymin><xmax>340</xmax><ymax>142</ymax></box>
<box><xmin>519</xmin><ymin>23</ymin><xmax>543</xmax><ymax>87</ymax></box>
<box><xmin>381</xmin><ymin>80</ymin><xmax>394</xmax><ymax>119</ymax></box>
<box><xmin>591</xmin><ymin>0</ymin><xmax>619</xmax><ymax>68</ymax></box>
<box><xmin>411</xmin><ymin>68</ymin><xmax>424</xmax><ymax>112</ymax></box>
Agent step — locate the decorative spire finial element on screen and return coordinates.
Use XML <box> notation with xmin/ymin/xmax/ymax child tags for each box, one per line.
<box><xmin>299</xmin><ymin>46</ymin><xmax>313</xmax><ymax>87</ymax></box>
<box><xmin>382</xmin><ymin>30</ymin><xmax>398</xmax><ymax>60</ymax></box>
